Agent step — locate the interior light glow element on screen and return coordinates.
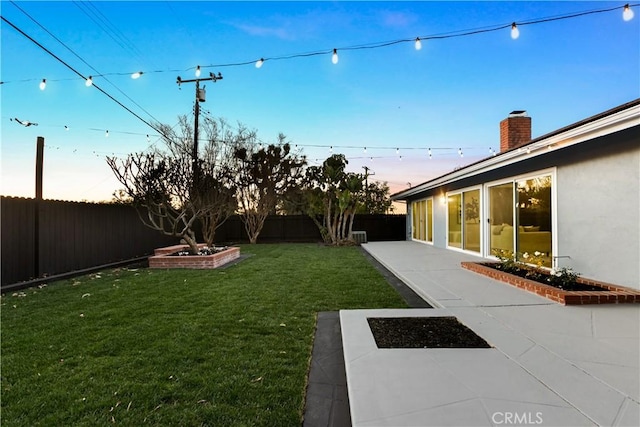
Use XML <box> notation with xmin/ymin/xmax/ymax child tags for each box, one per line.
<box><xmin>414</xmin><ymin>37</ymin><xmax>422</xmax><ymax>50</ymax></box>
<box><xmin>623</xmin><ymin>4</ymin><xmax>635</xmax><ymax>21</ymax></box>
<box><xmin>39</xmin><ymin>79</ymin><xmax>46</xmax><ymax>90</ymax></box>
<box><xmin>85</xmin><ymin>76</ymin><xmax>93</xmax><ymax>87</ymax></box>
<box><xmin>511</xmin><ymin>23</ymin><xmax>520</xmax><ymax>39</ymax></box>
<box><xmin>255</xmin><ymin>58</ymin><xmax>264</xmax><ymax>68</ymax></box>
<box><xmin>332</xmin><ymin>49</ymin><xmax>339</xmax><ymax>64</ymax></box>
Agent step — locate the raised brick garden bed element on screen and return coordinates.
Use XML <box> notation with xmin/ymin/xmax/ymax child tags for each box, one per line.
<box><xmin>149</xmin><ymin>245</ymin><xmax>240</xmax><ymax>269</ymax></box>
<box><xmin>461</xmin><ymin>262</ymin><xmax>640</xmax><ymax>305</ymax></box>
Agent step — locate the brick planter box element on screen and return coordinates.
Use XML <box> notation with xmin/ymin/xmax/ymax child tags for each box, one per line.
<box><xmin>149</xmin><ymin>245</ymin><xmax>240</xmax><ymax>269</ymax></box>
<box><xmin>461</xmin><ymin>262</ymin><xmax>640</xmax><ymax>305</ymax></box>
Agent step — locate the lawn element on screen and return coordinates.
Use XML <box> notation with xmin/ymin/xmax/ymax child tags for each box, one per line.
<box><xmin>1</xmin><ymin>243</ymin><xmax>407</xmax><ymax>426</ymax></box>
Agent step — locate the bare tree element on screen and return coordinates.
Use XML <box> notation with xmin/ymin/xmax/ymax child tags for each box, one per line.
<box><xmin>107</xmin><ymin>147</ymin><xmax>203</xmax><ymax>254</ymax></box>
<box><xmin>107</xmin><ymin>116</ymin><xmax>243</xmax><ymax>253</ymax></box>
<box><xmin>194</xmin><ymin>116</ymin><xmax>252</xmax><ymax>246</ymax></box>
<box><xmin>234</xmin><ymin>135</ymin><xmax>306</xmax><ymax>243</ymax></box>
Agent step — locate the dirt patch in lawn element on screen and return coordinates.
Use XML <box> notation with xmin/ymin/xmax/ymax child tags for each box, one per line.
<box><xmin>367</xmin><ymin>316</ymin><xmax>491</xmax><ymax>349</ymax></box>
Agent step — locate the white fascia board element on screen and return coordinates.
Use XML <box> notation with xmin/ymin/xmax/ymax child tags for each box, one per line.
<box><xmin>393</xmin><ymin>103</ymin><xmax>640</xmax><ymax>201</ymax></box>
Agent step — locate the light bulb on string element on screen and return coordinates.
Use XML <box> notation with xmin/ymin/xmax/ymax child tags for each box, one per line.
<box><xmin>363</xmin><ymin>147</ymin><xmax>367</xmax><ymax>154</ymax></box>
<box><xmin>85</xmin><ymin>76</ymin><xmax>93</xmax><ymax>87</ymax></box>
<box><xmin>458</xmin><ymin>148</ymin><xmax>463</xmax><ymax>157</ymax></box>
<box><xmin>39</xmin><ymin>79</ymin><xmax>46</xmax><ymax>90</ymax></box>
<box><xmin>195</xmin><ymin>65</ymin><xmax>201</xmax><ymax>77</ymax></box>
<box><xmin>131</xmin><ymin>71</ymin><xmax>143</xmax><ymax>79</ymax></box>
<box><xmin>414</xmin><ymin>37</ymin><xmax>422</xmax><ymax>50</ymax></box>
<box><xmin>428</xmin><ymin>148</ymin><xmax>432</xmax><ymax>159</ymax></box>
<box><xmin>511</xmin><ymin>23</ymin><xmax>520</xmax><ymax>39</ymax></box>
<box><xmin>396</xmin><ymin>148</ymin><xmax>399</xmax><ymax>155</ymax></box>
<box><xmin>623</xmin><ymin>4</ymin><xmax>634</xmax><ymax>21</ymax></box>
<box><xmin>332</xmin><ymin>49</ymin><xmax>339</xmax><ymax>64</ymax></box>
<box><xmin>105</xmin><ymin>130</ymin><xmax>109</xmax><ymax>138</ymax></box>
<box><xmin>255</xmin><ymin>58</ymin><xmax>264</xmax><ymax>68</ymax></box>
<box><xmin>329</xmin><ymin>145</ymin><xmax>333</xmax><ymax>153</ymax></box>
<box><xmin>64</xmin><ymin>125</ymin><xmax>69</xmax><ymax>131</ymax></box>
<box><xmin>146</xmin><ymin>134</ymin><xmax>150</xmax><ymax>142</ymax></box>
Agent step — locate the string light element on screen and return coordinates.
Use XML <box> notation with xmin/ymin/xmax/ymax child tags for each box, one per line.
<box><xmin>396</xmin><ymin>147</ymin><xmax>400</xmax><ymax>155</ymax></box>
<box><xmin>458</xmin><ymin>148</ymin><xmax>464</xmax><ymax>157</ymax></box>
<box><xmin>85</xmin><ymin>75</ymin><xmax>93</xmax><ymax>87</ymax></box>
<box><xmin>511</xmin><ymin>23</ymin><xmax>520</xmax><ymax>39</ymax></box>
<box><xmin>623</xmin><ymin>4</ymin><xmax>635</xmax><ymax>21</ymax></box>
<box><xmin>64</xmin><ymin>125</ymin><xmax>69</xmax><ymax>130</ymax></box>
<box><xmin>6</xmin><ymin>4</ymin><xmax>634</xmax><ymax>88</ymax></box>
<box><xmin>428</xmin><ymin>148</ymin><xmax>432</xmax><ymax>159</ymax></box>
<box><xmin>39</xmin><ymin>78</ymin><xmax>46</xmax><ymax>90</ymax></box>
<box><xmin>364</xmin><ymin>146</ymin><xmax>367</xmax><ymax>154</ymax></box>
<box><xmin>105</xmin><ymin>130</ymin><xmax>109</xmax><ymax>137</ymax></box>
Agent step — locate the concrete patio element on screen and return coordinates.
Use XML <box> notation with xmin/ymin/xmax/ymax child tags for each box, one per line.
<box><xmin>341</xmin><ymin>241</ymin><xmax>639</xmax><ymax>426</ymax></box>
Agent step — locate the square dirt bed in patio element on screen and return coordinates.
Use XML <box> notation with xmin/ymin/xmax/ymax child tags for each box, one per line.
<box><xmin>461</xmin><ymin>262</ymin><xmax>640</xmax><ymax>305</ymax></box>
<box><xmin>149</xmin><ymin>245</ymin><xmax>240</xmax><ymax>269</ymax></box>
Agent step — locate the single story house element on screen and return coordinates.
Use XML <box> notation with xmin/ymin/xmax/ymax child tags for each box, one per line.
<box><xmin>392</xmin><ymin>98</ymin><xmax>639</xmax><ymax>289</ymax></box>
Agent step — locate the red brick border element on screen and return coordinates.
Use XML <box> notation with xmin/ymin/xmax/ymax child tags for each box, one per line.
<box><xmin>149</xmin><ymin>245</ymin><xmax>240</xmax><ymax>269</ymax></box>
<box><xmin>461</xmin><ymin>262</ymin><xmax>640</xmax><ymax>305</ymax></box>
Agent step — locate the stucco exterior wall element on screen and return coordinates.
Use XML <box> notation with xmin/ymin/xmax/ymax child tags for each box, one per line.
<box><xmin>556</xmin><ymin>145</ymin><xmax>639</xmax><ymax>289</ymax></box>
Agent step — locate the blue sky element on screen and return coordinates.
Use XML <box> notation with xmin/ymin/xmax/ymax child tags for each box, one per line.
<box><xmin>1</xmin><ymin>1</ymin><xmax>638</xmax><ymax>203</ymax></box>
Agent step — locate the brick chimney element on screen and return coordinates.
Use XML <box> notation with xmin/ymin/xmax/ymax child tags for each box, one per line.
<box><xmin>500</xmin><ymin>110</ymin><xmax>531</xmax><ymax>152</ymax></box>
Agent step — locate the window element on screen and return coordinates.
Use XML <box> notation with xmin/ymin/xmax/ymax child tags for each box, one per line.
<box><xmin>463</xmin><ymin>189</ymin><xmax>481</xmax><ymax>252</ymax></box>
<box><xmin>447</xmin><ymin>193</ymin><xmax>462</xmax><ymax>248</ymax></box>
<box><xmin>488</xmin><ymin>182</ymin><xmax>514</xmax><ymax>254</ymax></box>
<box><xmin>448</xmin><ymin>189</ymin><xmax>481</xmax><ymax>252</ymax></box>
<box><xmin>517</xmin><ymin>175</ymin><xmax>552</xmax><ymax>266</ymax></box>
<box><xmin>411</xmin><ymin>198</ymin><xmax>433</xmax><ymax>243</ymax></box>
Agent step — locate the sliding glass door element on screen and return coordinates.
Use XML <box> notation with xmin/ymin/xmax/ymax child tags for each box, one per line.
<box><xmin>488</xmin><ymin>174</ymin><xmax>553</xmax><ymax>266</ymax></box>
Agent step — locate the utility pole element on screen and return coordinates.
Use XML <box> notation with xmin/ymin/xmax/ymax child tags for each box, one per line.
<box><xmin>362</xmin><ymin>166</ymin><xmax>375</xmax><ymax>213</ymax></box>
<box><xmin>176</xmin><ymin>72</ymin><xmax>223</xmax><ymax>185</ymax></box>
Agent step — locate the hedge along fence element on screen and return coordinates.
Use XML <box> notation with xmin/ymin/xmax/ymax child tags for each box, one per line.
<box><xmin>1</xmin><ymin>196</ymin><xmax>406</xmax><ymax>288</ymax></box>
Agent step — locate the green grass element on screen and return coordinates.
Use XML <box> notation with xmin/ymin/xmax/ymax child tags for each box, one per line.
<box><xmin>1</xmin><ymin>243</ymin><xmax>407</xmax><ymax>426</ymax></box>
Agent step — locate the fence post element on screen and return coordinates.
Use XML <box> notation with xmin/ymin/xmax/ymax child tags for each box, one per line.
<box><xmin>34</xmin><ymin>136</ymin><xmax>44</xmax><ymax>278</ymax></box>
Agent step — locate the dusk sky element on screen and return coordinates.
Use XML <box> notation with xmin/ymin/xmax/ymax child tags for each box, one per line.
<box><xmin>1</xmin><ymin>1</ymin><xmax>638</xmax><ymax>205</ymax></box>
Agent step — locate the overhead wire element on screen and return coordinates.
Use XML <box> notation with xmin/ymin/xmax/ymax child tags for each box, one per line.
<box><xmin>0</xmin><ymin>15</ymin><xmax>165</xmax><ymax>137</ymax></box>
<box><xmin>8</xmin><ymin>1</ymin><xmax>163</xmax><ymax>127</ymax></box>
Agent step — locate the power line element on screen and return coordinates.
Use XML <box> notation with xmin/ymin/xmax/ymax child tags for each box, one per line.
<box><xmin>1</xmin><ymin>15</ymin><xmax>164</xmax><ymax>136</ymax></box>
<box><xmin>8</xmin><ymin>1</ymin><xmax>164</xmax><ymax>127</ymax></box>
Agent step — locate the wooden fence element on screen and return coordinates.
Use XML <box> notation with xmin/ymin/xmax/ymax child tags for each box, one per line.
<box><xmin>1</xmin><ymin>196</ymin><xmax>406</xmax><ymax>288</ymax></box>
